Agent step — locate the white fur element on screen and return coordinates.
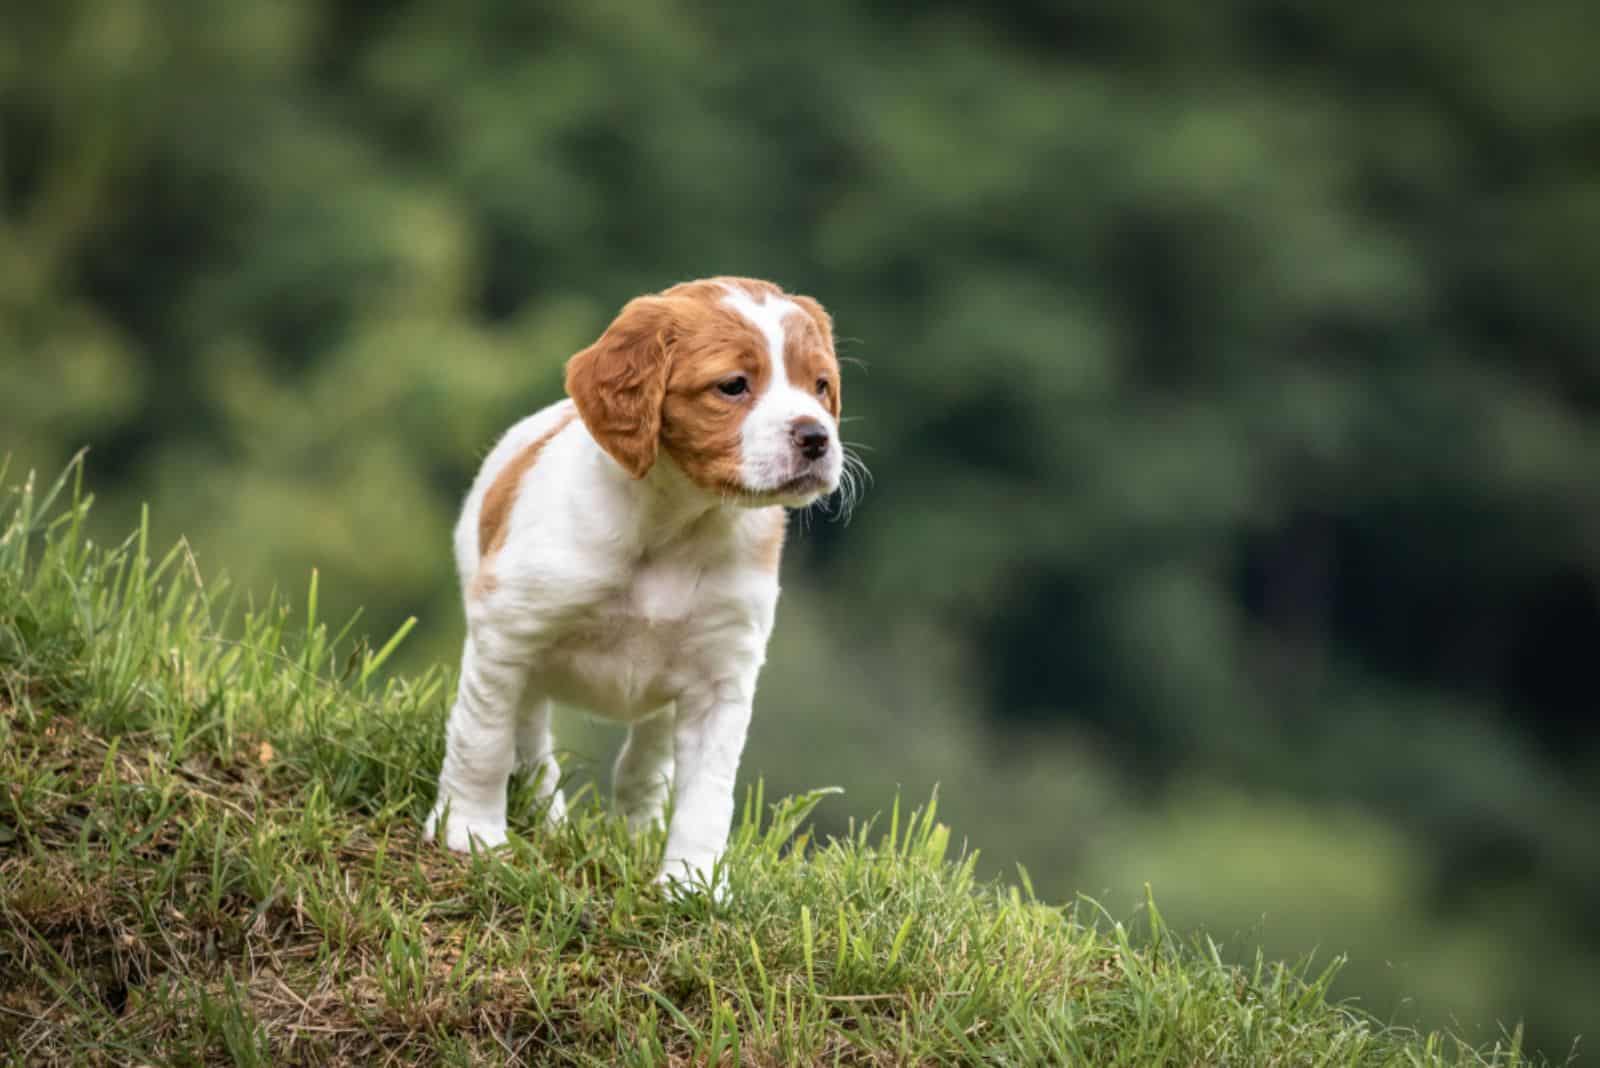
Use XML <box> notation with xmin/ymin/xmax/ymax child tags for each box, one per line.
<box><xmin>425</xmin><ymin>285</ymin><xmax>841</xmax><ymax>892</ymax></box>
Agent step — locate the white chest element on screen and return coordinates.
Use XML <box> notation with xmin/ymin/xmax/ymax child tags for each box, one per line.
<box><xmin>628</xmin><ymin>554</ymin><xmax>703</xmax><ymax>622</ymax></box>
<box><xmin>529</xmin><ymin>554</ymin><xmax>768</xmax><ymax>721</ymax></box>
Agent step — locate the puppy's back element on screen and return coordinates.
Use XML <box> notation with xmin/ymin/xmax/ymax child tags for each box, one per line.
<box><xmin>453</xmin><ymin>399</ymin><xmax>579</xmax><ymax>595</ymax></box>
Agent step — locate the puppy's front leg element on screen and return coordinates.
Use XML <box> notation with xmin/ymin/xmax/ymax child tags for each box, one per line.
<box><xmin>425</xmin><ymin>632</ymin><xmax>528</xmax><ymax>851</ymax></box>
<box><xmin>658</xmin><ymin>678</ymin><xmax>753</xmax><ymax>889</ymax></box>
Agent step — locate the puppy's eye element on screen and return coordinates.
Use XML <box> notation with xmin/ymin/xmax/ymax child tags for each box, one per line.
<box><xmin>815</xmin><ymin>378</ymin><xmax>831</xmax><ymax>397</ymax></box>
<box><xmin>717</xmin><ymin>376</ymin><xmax>749</xmax><ymax>397</ymax></box>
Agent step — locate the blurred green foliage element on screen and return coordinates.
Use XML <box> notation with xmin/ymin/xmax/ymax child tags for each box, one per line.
<box><xmin>2</xmin><ymin>1</ymin><xmax>1596</xmax><ymax>1059</ymax></box>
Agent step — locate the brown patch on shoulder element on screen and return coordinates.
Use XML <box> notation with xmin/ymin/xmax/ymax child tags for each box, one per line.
<box><xmin>752</xmin><ymin>508</ymin><xmax>787</xmax><ymax>573</ymax></box>
<box><xmin>476</xmin><ymin>410</ymin><xmax>578</xmax><ymax>561</ymax></box>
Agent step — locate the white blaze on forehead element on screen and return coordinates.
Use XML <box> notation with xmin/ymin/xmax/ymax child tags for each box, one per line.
<box><xmin>720</xmin><ymin>286</ymin><xmax>797</xmax><ymax>390</ymax></box>
<box><xmin>720</xmin><ymin>284</ymin><xmax>843</xmax><ymax>499</ymax></box>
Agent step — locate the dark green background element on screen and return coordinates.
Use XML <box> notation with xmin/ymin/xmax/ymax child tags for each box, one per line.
<box><xmin>3</xmin><ymin>2</ymin><xmax>1597</xmax><ymax>1059</ymax></box>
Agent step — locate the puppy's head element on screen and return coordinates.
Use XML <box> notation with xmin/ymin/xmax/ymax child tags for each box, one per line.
<box><xmin>565</xmin><ymin>277</ymin><xmax>843</xmax><ymax>507</ymax></box>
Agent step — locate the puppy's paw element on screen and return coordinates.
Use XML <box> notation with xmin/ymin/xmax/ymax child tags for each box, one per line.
<box><xmin>614</xmin><ymin>778</ymin><xmax>669</xmax><ymax>835</ymax></box>
<box><xmin>540</xmin><ymin>789</ymin><xmax>569</xmax><ymax>827</ymax></box>
<box><xmin>656</xmin><ymin>855</ymin><xmax>729</xmax><ymax>904</ymax></box>
<box><xmin>516</xmin><ymin>762</ymin><xmax>568</xmax><ymax>827</ymax></box>
<box><xmin>424</xmin><ymin>801</ymin><xmax>509</xmax><ymax>853</ymax></box>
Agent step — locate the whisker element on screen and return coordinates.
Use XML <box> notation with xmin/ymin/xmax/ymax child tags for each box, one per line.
<box><xmin>841</xmin><ymin>449</ymin><xmax>875</xmax><ymax>490</ymax></box>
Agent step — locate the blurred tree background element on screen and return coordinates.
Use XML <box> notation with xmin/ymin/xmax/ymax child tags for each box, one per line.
<box><xmin>3</xmin><ymin>0</ymin><xmax>1597</xmax><ymax>1058</ymax></box>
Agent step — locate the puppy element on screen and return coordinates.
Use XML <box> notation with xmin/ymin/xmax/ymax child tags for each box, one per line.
<box><xmin>425</xmin><ymin>277</ymin><xmax>845</xmax><ymax>888</ymax></box>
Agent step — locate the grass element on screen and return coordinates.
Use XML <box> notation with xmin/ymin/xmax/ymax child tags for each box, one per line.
<box><xmin>0</xmin><ymin>458</ymin><xmax>1539</xmax><ymax>1066</ymax></box>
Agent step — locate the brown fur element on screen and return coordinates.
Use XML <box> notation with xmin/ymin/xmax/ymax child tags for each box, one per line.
<box><xmin>658</xmin><ymin>291</ymin><xmax>772</xmax><ymax>495</ymax></box>
<box><xmin>783</xmin><ymin>295</ymin><xmax>841</xmax><ymax>420</ymax></box>
<box><xmin>477</xmin><ymin>410</ymin><xmax>578</xmax><ymax>561</ymax></box>
<box><xmin>565</xmin><ymin>297</ymin><xmax>676</xmax><ymax>478</ymax></box>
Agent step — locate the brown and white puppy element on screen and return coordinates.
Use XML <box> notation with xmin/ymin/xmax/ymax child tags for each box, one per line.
<box><xmin>426</xmin><ymin>277</ymin><xmax>849</xmax><ymax>889</ymax></box>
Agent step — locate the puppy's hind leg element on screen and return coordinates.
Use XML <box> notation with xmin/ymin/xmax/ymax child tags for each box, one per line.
<box><xmin>613</xmin><ymin>706</ymin><xmax>675</xmax><ymax>834</ymax></box>
<box><xmin>514</xmin><ymin>688</ymin><xmax>567</xmax><ymax>825</ymax></box>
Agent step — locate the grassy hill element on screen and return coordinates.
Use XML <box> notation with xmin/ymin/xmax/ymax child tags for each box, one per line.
<box><xmin>0</xmin><ymin>463</ymin><xmax>1537</xmax><ymax>1066</ymax></box>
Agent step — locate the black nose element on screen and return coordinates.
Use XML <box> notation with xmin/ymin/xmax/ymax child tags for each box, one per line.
<box><xmin>790</xmin><ymin>418</ymin><xmax>830</xmax><ymax>460</ymax></box>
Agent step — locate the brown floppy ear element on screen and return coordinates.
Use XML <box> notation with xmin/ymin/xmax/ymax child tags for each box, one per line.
<box><xmin>565</xmin><ymin>296</ymin><xmax>674</xmax><ymax>478</ymax></box>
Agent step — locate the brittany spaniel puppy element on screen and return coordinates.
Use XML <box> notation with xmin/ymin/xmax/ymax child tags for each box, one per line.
<box><xmin>425</xmin><ymin>277</ymin><xmax>846</xmax><ymax>889</ymax></box>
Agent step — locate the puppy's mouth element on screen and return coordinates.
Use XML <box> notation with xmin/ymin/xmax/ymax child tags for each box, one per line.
<box><xmin>728</xmin><ymin>469</ymin><xmax>836</xmax><ymax>505</ymax></box>
<box><xmin>772</xmin><ymin>472</ymin><xmax>831</xmax><ymax>496</ymax></box>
